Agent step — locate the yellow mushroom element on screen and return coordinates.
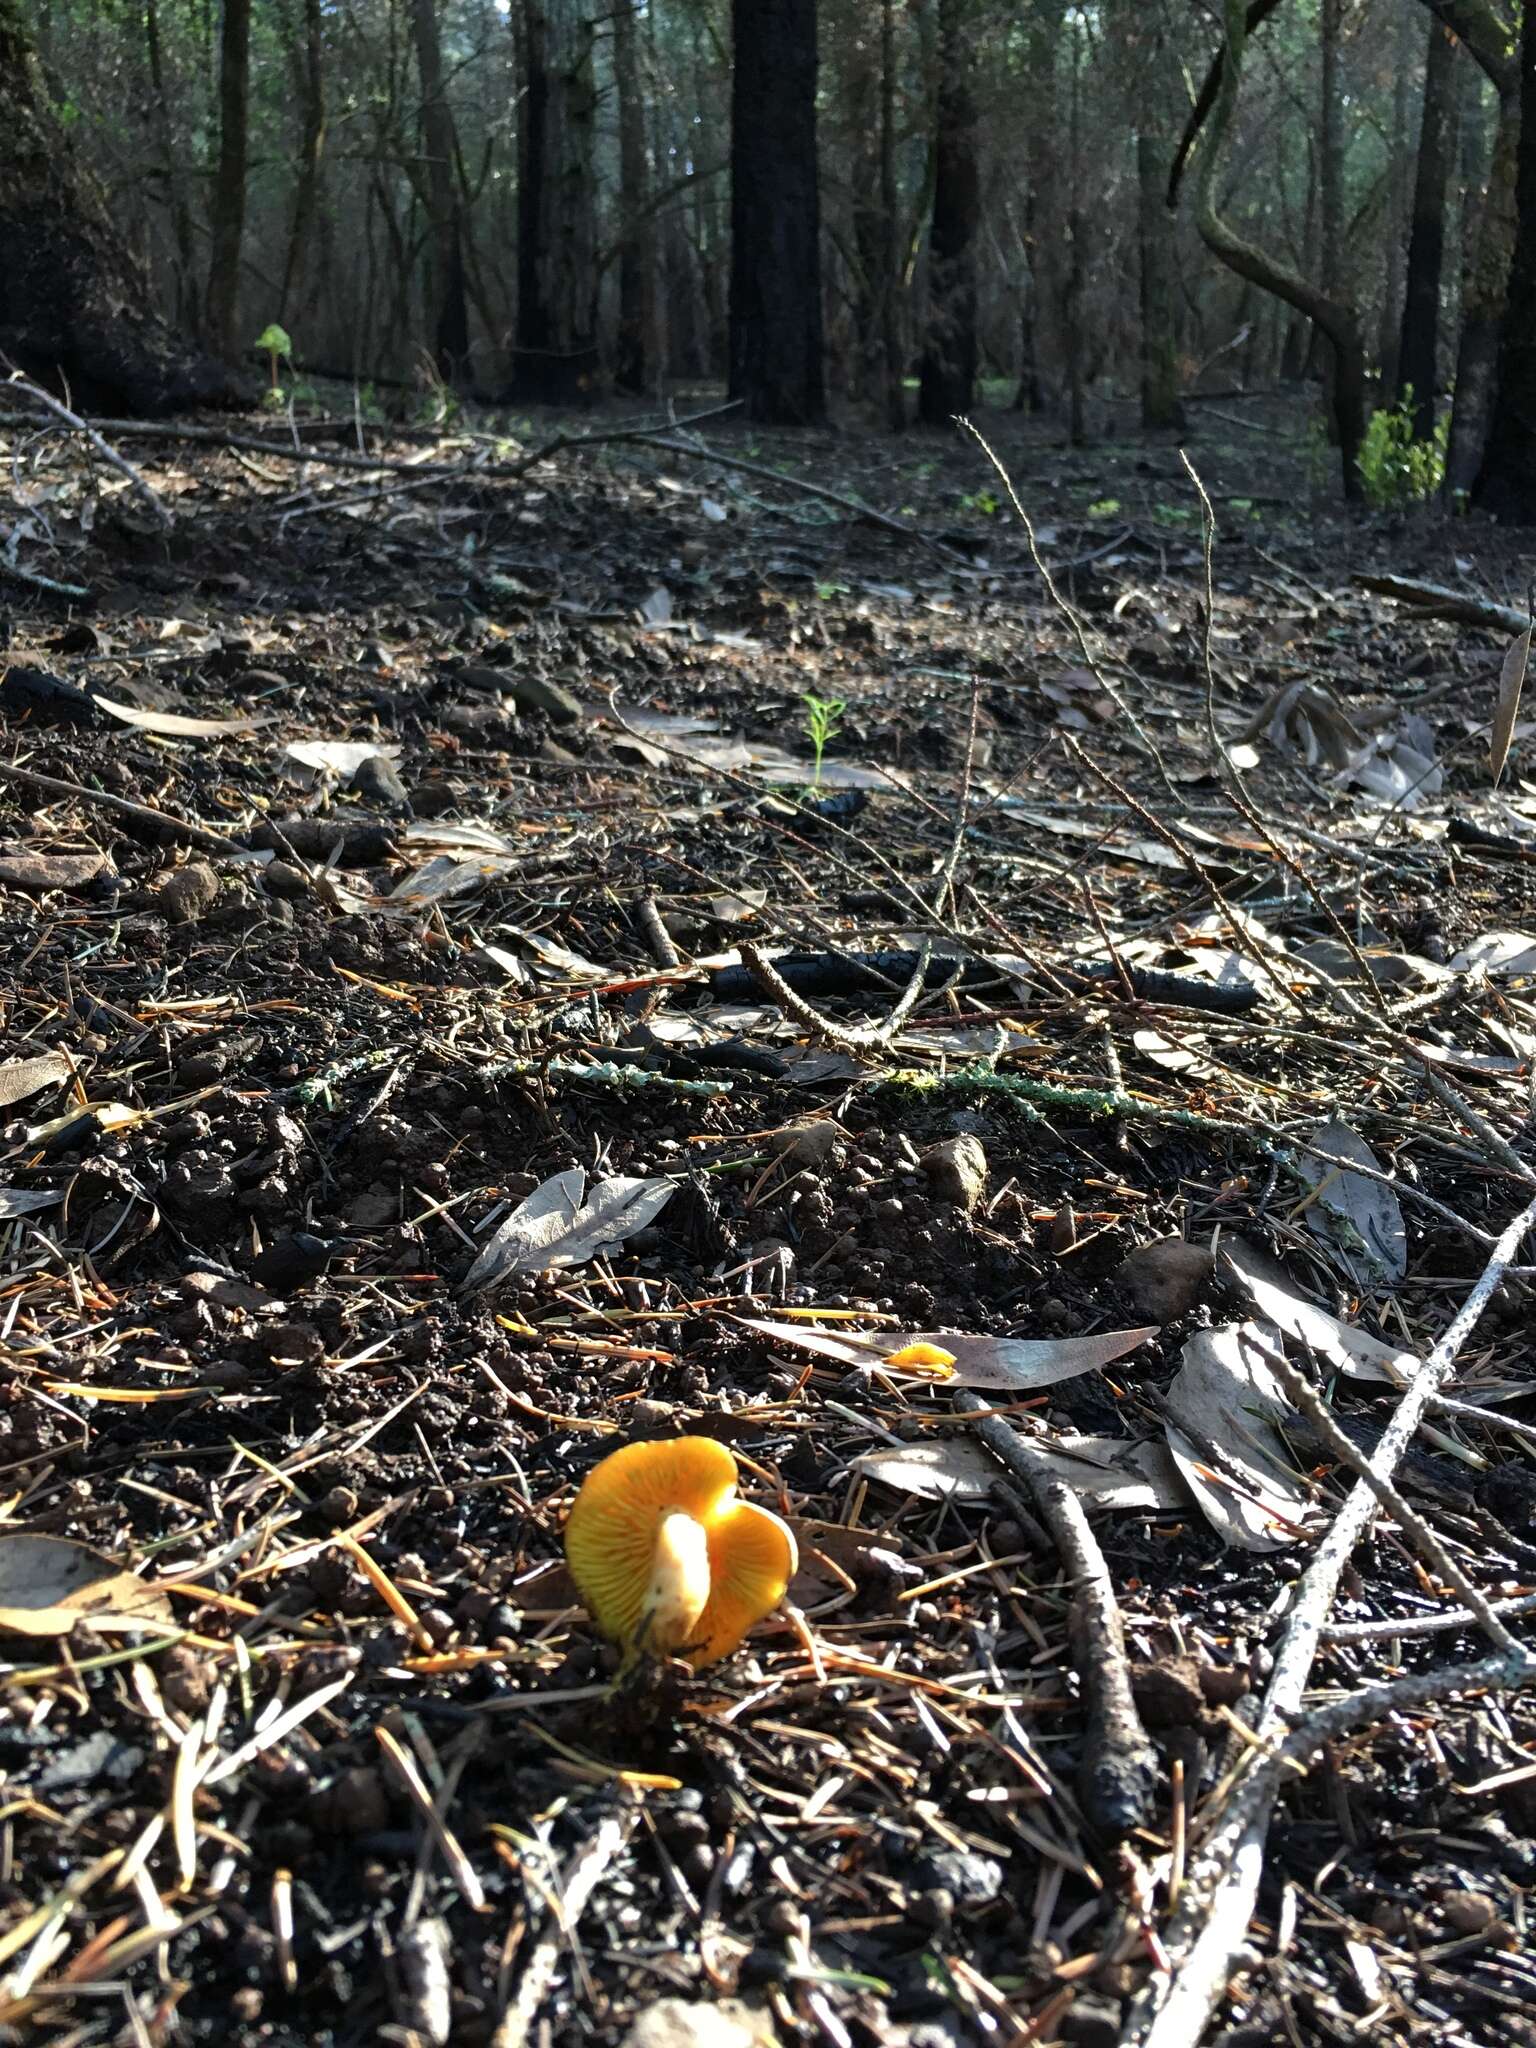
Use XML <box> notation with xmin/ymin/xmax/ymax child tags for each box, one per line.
<box><xmin>563</xmin><ymin>1436</ymin><xmax>797</xmax><ymax>1669</ymax></box>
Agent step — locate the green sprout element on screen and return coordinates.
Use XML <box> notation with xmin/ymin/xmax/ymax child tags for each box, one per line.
<box><xmin>801</xmin><ymin>693</ymin><xmax>846</xmax><ymax>792</ymax></box>
<box><xmin>254</xmin><ymin>322</ymin><xmax>293</xmax><ymax>409</ymax></box>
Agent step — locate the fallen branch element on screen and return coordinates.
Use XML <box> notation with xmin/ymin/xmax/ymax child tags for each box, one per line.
<box><xmin>953</xmin><ymin>1389</ymin><xmax>1159</xmax><ymax>1837</ymax></box>
<box><xmin>0</xmin><ymin>759</ymin><xmax>246</xmax><ymax>855</ymax></box>
<box><xmin>1355</xmin><ymin>571</ymin><xmax>1528</xmax><ymax>635</ymax></box>
<box><xmin>490</xmin><ymin>1805</ymin><xmax>634</xmax><ymax>2048</ymax></box>
<box><xmin>7</xmin><ymin>372</ymin><xmax>172</xmax><ymax>527</ymax></box>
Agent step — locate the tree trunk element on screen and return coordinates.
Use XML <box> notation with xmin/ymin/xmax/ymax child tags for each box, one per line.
<box><xmin>0</xmin><ymin>0</ymin><xmax>234</xmax><ymax>411</ymax></box>
<box><xmin>410</xmin><ymin>0</ymin><xmax>470</xmax><ymax>381</ymax></box>
<box><xmin>1447</xmin><ymin>79</ymin><xmax>1518</xmax><ymax>495</ymax></box>
<box><xmin>1395</xmin><ymin>16</ymin><xmax>1459</xmax><ymax>436</ymax></box>
<box><xmin>614</xmin><ymin>0</ymin><xmax>657</xmax><ymax>395</ymax></box>
<box><xmin>1191</xmin><ymin>0</ymin><xmax>1367</xmax><ymax>497</ymax></box>
<box><xmin>918</xmin><ymin>0</ymin><xmax>979</xmax><ymax>423</ymax></box>
<box><xmin>728</xmin><ymin>0</ymin><xmax>825</xmax><ymax>424</ymax></box>
<box><xmin>1376</xmin><ymin>14</ymin><xmax>1411</xmax><ymax>397</ymax></box>
<box><xmin>1137</xmin><ymin>126</ymin><xmax>1183</xmax><ymax>427</ymax></box>
<box><xmin>515</xmin><ymin>0</ymin><xmax>600</xmax><ymax>401</ymax></box>
<box><xmin>144</xmin><ymin>0</ymin><xmax>197</xmax><ymax>334</ymax></box>
<box><xmin>206</xmin><ymin>0</ymin><xmax>252</xmax><ymax>364</ymax></box>
<box><xmin>280</xmin><ymin>0</ymin><xmax>326</xmax><ymax>326</ymax></box>
<box><xmin>878</xmin><ymin>0</ymin><xmax>904</xmax><ymax>428</ymax></box>
<box><xmin>1474</xmin><ymin>4</ymin><xmax>1536</xmax><ymax>518</ymax></box>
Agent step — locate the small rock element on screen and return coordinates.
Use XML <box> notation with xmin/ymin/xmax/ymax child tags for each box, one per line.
<box><xmin>505</xmin><ymin>672</ymin><xmax>584</xmax><ymax>724</ymax></box>
<box><xmin>913</xmin><ymin>1849</ymin><xmax>1003</xmax><ymax>1907</ymax></box>
<box><xmin>1116</xmin><ymin>1237</ymin><xmax>1214</xmax><ymax>1323</ymax></box>
<box><xmin>1060</xmin><ymin>1995</ymin><xmax>1124</xmax><ymax>2048</ymax></box>
<box><xmin>262</xmin><ymin>860</ymin><xmax>310</xmax><ymax>901</ymax></box>
<box><xmin>350</xmin><ymin>752</ymin><xmax>410</xmax><ymax>808</ymax></box>
<box><xmin>1441</xmin><ymin>1890</ymin><xmax>1500</xmax><ymax>1936</ymax></box>
<box><xmin>628</xmin><ymin>1399</ymin><xmax>677</xmax><ymax>1432</ymax></box>
<box><xmin>177</xmin><ymin>1047</ymin><xmax>227</xmax><ymax>1087</ymax></box>
<box><xmin>1131</xmin><ymin>1654</ymin><xmax>1206</xmax><ymax>1729</ymax></box>
<box><xmin>621</xmin><ymin>2000</ymin><xmax>764</xmax><ymax>2048</ymax></box>
<box><xmin>347</xmin><ymin>1188</ymin><xmax>398</xmax><ymax>1229</ymax></box>
<box><xmin>772</xmin><ymin>1120</ymin><xmax>841</xmax><ymax>1168</ymax></box>
<box><xmin>248</xmin><ymin>1231</ymin><xmax>344</xmax><ymax>1289</ymax></box>
<box><xmin>409</xmin><ymin>779</ymin><xmax>459</xmax><ymax>817</ymax></box>
<box><xmin>148</xmin><ymin>861</ymin><xmax>220</xmax><ymax>925</ymax></box>
<box><xmin>921</xmin><ymin>1133</ymin><xmax>988</xmax><ymax>1213</ymax></box>
<box><xmin>260</xmin><ymin>1321</ymin><xmax>325</xmax><ymax>1366</ymax></box>
<box><xmin>308</xmin><ymin>1764</ymin><xmax>389</xmax><ymax>1836</ymax></box>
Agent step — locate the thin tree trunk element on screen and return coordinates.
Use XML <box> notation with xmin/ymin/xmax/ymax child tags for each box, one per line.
<box><xmin>919</xmin><ymin>0</ymin><xmax>979</xmax><ymax>422</ymax></box>
<box><xmin>515</xmin><ymin>0</ymin><xmax>600</xmax><ymax>400</ymax></box>
<box><xmin>614</xmin><ymin>0</ymin><xmax>656</xmax><ymax>394</ymax></box>
<box><xmin>206</xmin><ymin>0</ymin><xmax>252</xmax><ymax>363</ymax></box>
<box><xmin>1376</xmin><ymin>15</ymin><xmax>1410</xmax><ymax>397</ymax></box>
<box><xmin>144</xmin><ymin>0</ymin><xmax>197</xmax><ymax>332</ymax></box>
<box><xmin>727</xmin><ymin>0</ymin><xmax>825</xmax><ymax>423</ymax></box>
<box><xmin>1192</xmin><ymin>0</ymin><xmax>1366</xmax><ymax>497</ymax></box>
<box><xmin>879</xmin><ymin>0</ymin><xmax>904</xmax><ymax>428</ymax></box>
<box><xmin>1473</xmin><ymin>4</ymin><xmax>1536</xmax><ymax>518</ymax></box>
<box><xmin>1395</xmin><ymin>15</ymin><xmax>1459</xmax><ymax>436</ymax></box>
<box><xmin>1447</xmin><ymin>81</ymin><xmax>1518</xmax><ymax>495</ymax></box>
<box><xmin>1138</xmin><ymin>125</ymin><xmax>1183</xmax><ymax>427</ymax></box>
<box><xmin>410</xmin><ymin>0</ymin><xmax>469</xmax><ymax>380</ymax></box>
<box><xmin>280</xmin><ymin>0</ymin><xmax>326</xmax><ymax>325</ymax></box>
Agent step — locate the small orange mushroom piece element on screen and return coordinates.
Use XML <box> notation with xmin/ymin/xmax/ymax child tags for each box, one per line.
<box><xmin>563</xmin><ymin>1436</ymin><xmax>798</xmax><ymax>1670</ymax></box>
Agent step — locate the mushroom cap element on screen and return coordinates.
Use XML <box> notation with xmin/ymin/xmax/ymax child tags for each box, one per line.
<box><xmin>564</xmin><ymin>1435</ymin><xmax>798</xmax><ymax>1669</ymax></box>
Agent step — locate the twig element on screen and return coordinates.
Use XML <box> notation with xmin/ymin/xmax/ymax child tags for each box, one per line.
<box><xmin>490</xmin><ymin>1806</ymin><xmax>634</xmax><ymax>2048</ymax></box>
<box><xmin>953</xmin><ymin>1389</ymin><xmax>1159</xmax><ymax>1837</ymax></box>
<box><xmin>0</xmin><ymin>759</ymin><xmax>245</xmax><ymax>855</ymax></box>
<box><xmin>741</xmin><ymin>938</ymin><xmax>934</xmax><ymax>1053</ymax></box>
<box><xmin>7</xmin><ymin>373</ymin><xmax>172</xmax><ymax>526</ymax></box>
<box><xmin>1126</xmin><ymin>1188</ymin><xmax>1536</xmax><ymax>2048</ymax></box>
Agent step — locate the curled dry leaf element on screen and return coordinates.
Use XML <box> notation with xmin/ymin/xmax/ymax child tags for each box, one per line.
<box><xmin>0</xmin><ymin>1051</ymin><xmax>74</xmax><ymax>1108</ymax></box>
<box><xmin>1292</xmin><ymin>1118</ymin><xmax>1406</xmax><ymax>1286</ymax></box>
<box><xmin>1219</xmin><ymin>1236</ymin><xmax>1415</xmax><ymax>1387</ymax></box>
<box><xmin>736</xmin><ymin>1316</ymin><xmax>1156</xmax><ymax>1391</ymax></box>
<box><xmin>1164</xmin><ymin>1321</ymin><xmax>1312</xmax><ymax>1552</ymax></box>
<box><xmin>285</xmin><ymin>739</ymin><xmax>402</xmax><ymax>782</ymax></box>
<box><xmin>0</xmin><ymin>1532</ymin><xmax>173</xmax><ymax>1638</ymax></box>
<box><xmin>93</xmin><ymin>695</ymin><xmax>275</xmax><ymax>738</ymax></box>
<box><xmin>461</xmin><ymin>1168</ymin><xmax>676</xmax><ymax>1292</ymax></box>
<box><xmin>1491</xmin><ymin>624</ymin><xmax>1531</xmax><ymax>789</ymax></box>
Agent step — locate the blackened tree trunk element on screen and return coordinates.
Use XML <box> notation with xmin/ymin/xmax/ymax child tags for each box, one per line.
<box><xmin>878</xmin><ymin>0</ymin><xmax>904</xmax><ymax>428</ymax></box>
<box><xmin>614</xmin><ymin>0</ymin><xmax>657</xmax><ymax>394</ymax></box>
<box><xmin>1138</xmin><ymin>128</ymin><xmax>1183</xmax><ymax>427</ymax></box>
<box><xmin>515</xmin><ymin>0</ymin><xmax>599</xmax><ymax>401</ymax></box>
<box><xmin>1376</xmin><ymin>12</ymin><xmax>1411</xmax><ymax>398</ymax></box>
<box><xmin>728</xmin><ymin>0</ymin><xmax>825</xmax><ymax>424</ymax></box>
<box><xmin>410</xmin><ymin>0</ymin><xmax>470</xmax><ymax>380</ymax></box>
<box><xmin>1394</xmin><ymin>16</ymin><xmax>1459</xmax><ymax>436</ymax></box>
<box><xmin>1474</xmin><ymin>2</ymin><xmax>1536</xmax><ymax>518</ymax></box>
<box><xmin>280</xmin><ymin>0</ymin><xmax>326</xmax><ymax>324</ymax></box>
<box><xmin>0</xmin><ymin>0</ymin><xmax>233</xmax><ymax>411</ymax></box>
<box><xmin>144</xmin><ymin>0</ymin><xmax>197</xmax><ymax>333</ymax></box>
<box><xmin>1447</xmin><ymin>72</ymin><xmax>1518</xmax><ymax>493</ymax></box>
<box><xmin>918</xmin><ymin>0</ymin><xmax>979</xmax><ymax>423</ymax></box>
<box><xmin>206</xmin><ymin>0</ymin><xmax>252</xmax><ymax>364</ymax></box>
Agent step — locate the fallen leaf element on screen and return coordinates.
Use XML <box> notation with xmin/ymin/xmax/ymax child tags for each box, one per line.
<box><xmin>490</xmin><ymin>920</ymin><xmax>609</xmax><ymax>979</ymax></box>
<box><xmin>285</xmin><ymin>739</ymin><xmax>402</xmax><ymax>781</ymax></box>
<box><xmin>93</xmin><ymin>695</ymin><xmax>274</xmax><ymax>738</ymax></box>
<box><xmin>1164</xmin><ymin>1322</ymin><xmax>1312</xmax><ymax>1551</ymax></box>
<box><xmin>1449</xmin><ymin>931</ymin><xmax>1536</xmax><ymax>977</ymax></box>
<box><xmin>0</xmin><ymin>1052</ymin><xmax>74</xmax><ymax>1107</ymax></box>
<box><xmin>1292</xmin><ymin>1119</ymin><xmax>1406</xmax><ymax>1286</ymax></box>
<box><xmin>737</xmin><ymin>1317</ymin><xmax>1156</xmax><ymax>1390</ymax></box>
<box><xmin>461</xmin><ymin>1169</ymin><xmax>676</xmax><ymax>1292</ymax></box>
<box><xmin>1492</xmin><ymin>625</ymin><xmax>1531</xmax><ymax>788</ymax></box>
<box><xmin>1219</xmin><ymin>1237</ymin><xmax>1414</xmax><ymax>1388</ymax></box>
<box><xmin>0</xmin><ymin>1186</ymin><xmax>64</xmax><ymax>1217</ymax></box>
<box><xmin>853</xmin><ymin>1432</ymin><xmax>1183</xmax><ymax>1510</ymax></box>
<box><xmin>0</xmin><ymin>1533</ymin><xmax>173</xmax><ymax>1637</ymax></box>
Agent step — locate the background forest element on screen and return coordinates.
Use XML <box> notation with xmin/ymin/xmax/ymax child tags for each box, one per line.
<box><xmin>6</xmin><ymin>0</ymin><xmax>1536</xmax><ymax>515</ymax></box>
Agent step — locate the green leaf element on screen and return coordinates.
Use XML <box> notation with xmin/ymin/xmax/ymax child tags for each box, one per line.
<box><xmin>253</xmin><ymin>323</ymin><xmax>293</xmax><ymax>361</ymax></box>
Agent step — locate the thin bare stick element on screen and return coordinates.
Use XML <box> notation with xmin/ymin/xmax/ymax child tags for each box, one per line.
<box><xmin>490</xmin><ymin>1807</ymin><xmax>634</xmax><ymax>2048</ymax></box>
<box><xmin>953</xmin><ymin>1389</ymin><xmax>1159</xmax><ymax>1838</ymax></box>
<box><xmin>7</xmin><ymin>372</ymin><xmax>172</xmax><ymax>526</ymax></box>
<box><xmin>1126</xmin><ymin>1188</ymin><xmax>1536</xmax><ymax>2048</ymax></box>
<box><xmin>0</xmin><ymin>759</ymin><xmax>245</xmax><ymax>855</ymax></box>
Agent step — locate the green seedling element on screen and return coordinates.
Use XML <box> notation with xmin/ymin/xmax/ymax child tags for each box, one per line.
<box><xmin>254</xmin><ymin>323</ymin><xmax>294</xmax><ymax>409</ymax></box>
<box><xmin>801</xmin><ymin>693</ymin><xmax>846</xmax><ymax>792</ymax></box>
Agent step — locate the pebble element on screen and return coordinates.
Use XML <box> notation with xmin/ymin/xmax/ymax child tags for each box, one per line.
<box><xmin>772</xmin><ymin>1120</ymin><xmax>841</xmax><ymax>1168</ymax></box>
<box><xmin>921</xmin><ymin>1133</ymin><xmax>988</xmax><ymax>1213</ymax></box>
<box><xmin>147</xmin><ymin>861</ymin><xmax>221</xmax><ymax>925</ymax></box>
<box><xmin>1115</xmin><ymin>1237</ymin><xmax>1215</xmax><ymax>1322</ymax></box>
<box><xmin>622</xmin><ymin>2000</ymin><xmax>771</xmax><ymax>2048</ymax></box>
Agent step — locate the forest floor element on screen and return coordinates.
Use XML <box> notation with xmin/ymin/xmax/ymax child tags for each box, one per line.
<box><xmin>1</xmin><ymin>385</ymin><xmax>1536</xmax><ymax>2048</ymax></box>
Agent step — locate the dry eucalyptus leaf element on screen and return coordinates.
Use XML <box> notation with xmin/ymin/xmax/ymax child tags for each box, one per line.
<box><xmin>1293</xmin><ymin>1118</ymin><xmax>1406</xmax><ymax>1286</ymax></box>
<box><xmin>1164</xmin><ymin>1321</ymin><xmax>1312</xmax><ymax>1552</ymax></box>
<box><xmin>1449</xmin><ymin>931</ymin><xmax>1536</xmax><ymax>977</ymax></box>
<box><xmin>1492</xmin><ymin>625</ymin><xmax>1531</xmax><ymax>788</ymax></box>
<box><xmin>0</xmin><ymin>1533</ymin><xmax>173</xmax><ymax>1638</ymax></box>
<box><xmin>1219</xmin><ymin>1237</ymin><xmax>1415</xmax><ymax>1388</ymax></box>
<box><xmin>0</xmin><ymin>1186</ymin><xmax>64</xmax><ymax>1217</ymax></box>
<box><xmin>461</xmin><ymin>1168</ymin><xmax>676</xmax><ymax>1292</ymax></box>
<box><xmin>0</xmin><ymin>1051</ymin><xmax>74</xmax><ymax>1107</ymax></box>
<box><xmin>737</xmin><ymin>1316</ymin><xmax>1156</xmax><ymax>1391</ymax></box>
<box><xmin>853</xmin><ymin>1432</ymin><xmax>1182</xmax><ymax>1511</ymax></box>
<box><xmin>93</xmin><ymin>695</ymin><xmax>274</xmax><ymax>738</ymax></box>
<box><xmin>490</xmin><ymin>920</ymin><xmax>608</xmax><ymax>979</ymax></box>
<box><xmin>285</xmin><ymin>739</ymin><xmax>402</xmax><ymax>781</ymax></box>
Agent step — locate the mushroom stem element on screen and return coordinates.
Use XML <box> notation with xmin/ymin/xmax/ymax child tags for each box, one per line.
<box><xmin>637</xmin><ymin>1511</ymin><xmax>712</xmax><ymax>1656</ymax></box>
